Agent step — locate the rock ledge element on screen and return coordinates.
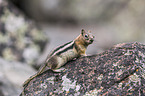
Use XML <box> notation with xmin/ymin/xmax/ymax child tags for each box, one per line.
<box><xmin>21</xmin><ymin>42</ymin><xmax>145</xmax><ymax>96</ymax></box>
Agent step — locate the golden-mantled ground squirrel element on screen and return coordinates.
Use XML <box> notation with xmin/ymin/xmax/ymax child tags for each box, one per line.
<box><xmin>23</xmin><ymin>29</ymin><xmax>94</xmax><ymax>87</ymax></box>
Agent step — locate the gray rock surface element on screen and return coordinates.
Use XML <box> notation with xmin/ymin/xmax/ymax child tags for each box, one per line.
<box><xmin>0</xmin><ymin>0</ymin><xmax>48</xmax><ymax>95</ymax></box>
<box><xmin>21</xmin><ymin>42</ymin><xmax>145</xmax><ymax>96</ymax></box>
<box><xmin>0</xmin><ymin>58</ymin><xmax>36</xmax><ymax>96</ymax></box>
<box><xmin>0</xmin><ymin>0</ymin><xmax>48</xmax><ymax>65</ymax></box>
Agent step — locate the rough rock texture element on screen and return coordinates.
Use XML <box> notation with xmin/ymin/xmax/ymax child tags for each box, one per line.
<box><xmin>21</xmin><ymin>42</ymin><xmax>145</xmax><ymax>96</ymax></box>
<box><xmin>0</xmin><ymin>0</ymin><xmax>48</xmax><ymax>65</ymax></box>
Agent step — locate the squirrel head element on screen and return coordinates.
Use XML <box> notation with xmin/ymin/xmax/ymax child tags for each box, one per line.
<box><xmin>81</xmin><ymin>29</ymin><xmax>95</xmax><ymax>45</ymax></box>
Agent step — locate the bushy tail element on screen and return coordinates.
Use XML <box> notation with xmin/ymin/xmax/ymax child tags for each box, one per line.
<box><xmin>23</xmin><ymin>64</ymin><xmax>47</xmax><ymax>87</ymax></box>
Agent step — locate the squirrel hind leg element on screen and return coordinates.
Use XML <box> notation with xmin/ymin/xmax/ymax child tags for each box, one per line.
<box><xmin>52</xmin><ymin>67</ymin><xmax>66</xmax><ymax>72</ymax></box>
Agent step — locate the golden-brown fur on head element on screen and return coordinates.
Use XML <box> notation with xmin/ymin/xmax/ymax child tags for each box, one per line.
<box><xmin>74</xmin><ymin>29</ymin><xmax>94</xmax><ymax>55</ymax></box>
<box><xmin>75</xmin><ymin>29</ymin><xmax>94</xmax><ymax>46</ymax></box>
<box><xmin>80</xmin><ymin>29</ymin><xmax>94</xmax><ymax>45</ymax></box>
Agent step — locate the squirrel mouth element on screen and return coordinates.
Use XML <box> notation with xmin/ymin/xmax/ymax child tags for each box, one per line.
<box><xmin>89</xmin><ymin>39</ymin><xmax>94</xmax><ymax>44</ymax></box>
<box><xmin>91</xmin><ymin>38</ymin><xmax>94</xmax><ymax>42</ymax></box>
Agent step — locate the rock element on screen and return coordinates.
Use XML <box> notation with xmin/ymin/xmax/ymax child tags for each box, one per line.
<box><xmin>0</xmin><ymin>0</ymin><xmax>48</xmax><ymax>65</ymax></box>
<box><xmin>0</xmin><ymin>0</ymin><xmax>48</xmax><ymax>95</ymax></box>
<box><xmin>21</xmin><ymin>42</ymin><xmax>145</xmax><ymax>96</ymax></box>
<box><xmin>0</xmin><ymin>0</ymin><xmax>49</xmax><ymax>95</ymax></box>
<box><xmin>0</xmin><ymin>58</ymin><xmax>36</xmax><ymax>96</ymax></box>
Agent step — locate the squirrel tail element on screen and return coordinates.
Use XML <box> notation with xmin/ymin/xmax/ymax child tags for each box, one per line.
<box><xmin>23</xmin><ymin>64</ymin><xmax>47</xmax><ymax>87</ymax></box>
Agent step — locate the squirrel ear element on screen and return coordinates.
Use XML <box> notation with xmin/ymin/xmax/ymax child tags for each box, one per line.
<box><xmin>88</xmin><ymin>30</ymin><xmax>91</xmax><ymax>33</ymax></box>
<box><xmin>81</xmin><ymin>29</ymin><xmax>85</xmax><ymax>35</ymax></box>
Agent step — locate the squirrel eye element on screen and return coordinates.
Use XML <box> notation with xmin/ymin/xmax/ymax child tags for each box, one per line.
<box><xmin>85</xmin><ymin>34</ymin><xmax>88</xmax><ymax>38</ymax></box>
